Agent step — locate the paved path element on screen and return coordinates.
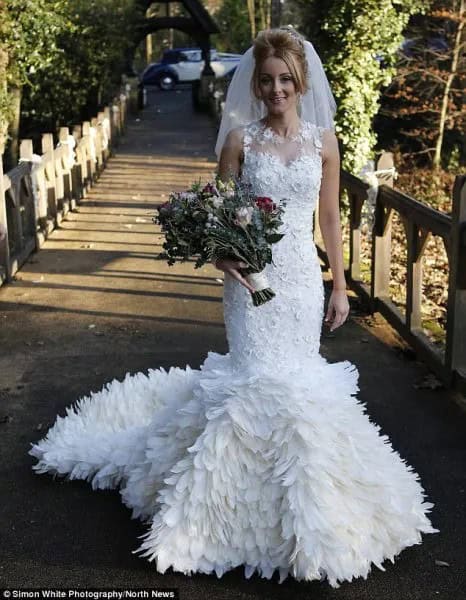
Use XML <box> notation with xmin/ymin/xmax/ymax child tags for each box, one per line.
<box><xmin>0</xmin><ymin>88</ymin><xmax>464</xmax><ymax>600</ymax></box>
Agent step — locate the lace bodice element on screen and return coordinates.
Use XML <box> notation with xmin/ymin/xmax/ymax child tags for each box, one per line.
<box><xmin>241</xmin><ymin>118</ymin><xmax>324</xmax><ymax>207</ymax></box>
<box><xmin>222</xmin><ymin>118</ymin><xmax>327</xmax><ymax>376</ymax></box>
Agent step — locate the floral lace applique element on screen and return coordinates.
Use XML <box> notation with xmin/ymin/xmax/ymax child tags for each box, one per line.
<box><xmin>223</xmin><ymin>118</ymin><xmax>326</xmax><ymax>374</ymax></box>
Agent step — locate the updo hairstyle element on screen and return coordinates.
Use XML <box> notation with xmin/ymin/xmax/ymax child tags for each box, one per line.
<box><xmin>251</xmin><ymin>27</ymin><xmax>309</xmax><ymax>100</ymax></box>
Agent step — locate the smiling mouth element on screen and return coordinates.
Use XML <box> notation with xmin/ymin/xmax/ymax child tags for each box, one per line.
<box><xmin>270</xmin><ymin>97</ymin><xmax>286</xmax><ymax>103</ymax></box>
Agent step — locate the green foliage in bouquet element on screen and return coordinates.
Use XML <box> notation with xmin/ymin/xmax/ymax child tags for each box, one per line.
<box><xmin>155</xmin><ymin>179</ymin><xmax>210</xmax><ymax>266</ymax></box>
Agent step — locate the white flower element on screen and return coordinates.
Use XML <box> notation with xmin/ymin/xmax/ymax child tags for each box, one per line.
<box><xmin>212</xmin><ymin>197</ymin><xmax>223</xmax><ymax>208</ymax></box>
<box><xmin>179</xmin><ymin>192</ymin><xmax>197</xmax><ymax>201</ymax></box>
<box><xmin>235</xmin><ymin>206</ymin><xmax>254</xmax><ymax>227</ymax></box>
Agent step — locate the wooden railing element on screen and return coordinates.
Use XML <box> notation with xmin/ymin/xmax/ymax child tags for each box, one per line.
<box><xmin>208</xmin><ymin>77</ymin><xmax>466</xmax><ymax>393</ymax></box>
<box><xmin>330</xmin><ymin>167</ymin><xmax>465</xmax><ymax>393</ymax></box>
<box><xmin>0</xmin><ymin>85</ymin><xmax>133</xmax><ymax>284</ymax></box>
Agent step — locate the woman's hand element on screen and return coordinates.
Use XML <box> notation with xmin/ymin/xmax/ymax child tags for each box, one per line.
<box><xmin>324</xmin><ymin>288</ymin><xmax>350</xmax><ymax>332</ymax></box>
<box><xmin>212</xmin><ymin>258</ymin><xmax>255</xmax><ymax>293</ymax></box>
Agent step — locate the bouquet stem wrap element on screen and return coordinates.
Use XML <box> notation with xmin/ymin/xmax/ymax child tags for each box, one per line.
<box><xmin>242</xmin><ymin>268</ymin><xmax>276</xmax><ymax>306</ymax></box>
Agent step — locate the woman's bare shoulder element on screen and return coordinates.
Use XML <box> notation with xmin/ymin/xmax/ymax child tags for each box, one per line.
<box><xmin>217</xmin><ymin>125</ymin><xmax>246</xmax><ymax>180</ymax></box>
<box><xmin>223</xmin><ymin>125</ymin><xmax>245</xmax><ymax>150</ymax></box>
<box><xmin>220</xmin><ymin>126</ymin><xmax>246</xmax><ymax>166</ymax></box>
<box><xmin>321</xmin><ymin>128</ymin><xmax>339</xmax><ymax>163</ymax></box>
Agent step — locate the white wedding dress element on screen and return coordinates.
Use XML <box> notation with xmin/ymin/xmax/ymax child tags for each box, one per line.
<box><xmin>29</xmin><ymin>118</ymin><xmax>439</xmax><ymax>588</ymax></box>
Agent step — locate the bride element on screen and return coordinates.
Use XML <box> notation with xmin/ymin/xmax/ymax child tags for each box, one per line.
<box><xmin>29</xmin><ymin>27</ymin><xmax>439</xmax><ymax>588</ymax></box>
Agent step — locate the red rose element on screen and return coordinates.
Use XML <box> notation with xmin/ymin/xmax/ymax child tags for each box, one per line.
<box><xmin>255</xmin><ymin>196</ymin><xmax>276</xmax><ymax>213</ymax></box>
<box><xmin>202</xmin><ymin>183</ymin><xmax>218</xmax><ymax>195</ymax></box>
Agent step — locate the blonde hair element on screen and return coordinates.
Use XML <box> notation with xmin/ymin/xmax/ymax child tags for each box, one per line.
<box><xmin>251</xmin><ymin>27</ymin><xmax>309</xmax><ymax>99</ymax></box>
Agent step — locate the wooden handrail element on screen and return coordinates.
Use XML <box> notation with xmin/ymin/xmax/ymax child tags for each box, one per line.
<box><xmin>377</xmin><ymin>186</ymin><xmax>451</xmax><ymax>239</ymax></box>
<box><xmin>339</xmin><ymin>163</ymin><xmax>465</xmax><ymax>393</ymax></box>
<box><xmin>0</xmin><ymin>80</ymin><xmax>136</xmax><ymax>285</ymax></box>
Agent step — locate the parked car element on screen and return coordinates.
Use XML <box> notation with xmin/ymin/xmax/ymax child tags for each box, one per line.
<box><xmin>400</xmin><ymin>36</ymin><xmax>449</xmax><ymax>57</ymax></box>
<box><xmin>141</xmin><ymin>47</ymin><xmax>242</xmax><ymax>90</ymax></box>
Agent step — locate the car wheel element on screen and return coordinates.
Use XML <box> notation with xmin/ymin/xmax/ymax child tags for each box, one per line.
<box><xmin>158</xmin><ymin>73</ymin><xmax>176</xmax><ymax>91</ymax></box>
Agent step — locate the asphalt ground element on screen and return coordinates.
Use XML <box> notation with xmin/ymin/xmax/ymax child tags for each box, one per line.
<box><xmin>0</xmin><ymin>87</ymin><xmax>465</xmax><ymax>600</ymax></box>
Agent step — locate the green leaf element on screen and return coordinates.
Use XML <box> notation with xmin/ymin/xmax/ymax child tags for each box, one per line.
<box><xmin>266</xmin><ymin>233</ymin><xmax>285</xmax><ymax>243</ymax></box>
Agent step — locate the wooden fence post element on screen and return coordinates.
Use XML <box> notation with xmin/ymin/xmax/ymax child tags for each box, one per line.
<box><xmin>71</xmin><ymin>124</ymin><xmax>83</xmax><ymax>203</ymax></box>
<box><xmin>91</xmin><ymin>116</ymin><xmax>103</xmax><ymax>175</ymax></box>
<box><xmin>111</xmin><ymin>99</ymin><xmax>120</xmax><ymax>144</ymax></box>
<box><xmin>406</xmin><ymin>223</ymin><xmax>430</xmax><ymax>331</ymax></box>
<box><xmin>0</xmin><ymin>149</ymin><xmax>8</xmax><ymax>284</ymax></box>
<box><xmin>41</xmin><ymin>132</ymin><xmax>57</xmax><ymax>223</ymax></box>
<box><xmin>120</xmin><ymin>93</ymin><xmax>127</xmax><ymax>133</ymax></box>
<box><xmin>82</xmin><ymin>121</ymin><xmax>95</xmax><ymax>186</ymax></box>
<box><xmin>54</xmin><ymin>134</ymin><xmax>65</xmax><ymax>222</ymax></box>
<box><xmin>97</xmin><ymin>110</ymin><xmax>109</xmax><ymax>167</ymax></box>
<box><xmin>18</xmin><ymin>140</ymin><xmax>38</xmax><ymax>259</ymax></box>
<box><xmin>349</xmin><ymin>190</ymin><xmax>364</xmax><ymax>281</ymax></box>
<box><xmin>58</xmin><ymin>126</ymin><xmax>72</xmax><ymax>215</ymax></box>
<box><xmin>103</xmin><ymin>106</ymin><xmax>112</xmax><ymax>155</ymax></box>
<box><xmin>370</xmin><ymin>153</ymin><xmax>395</xmax><ymax>311</ymax></box>
<box><xmin>445</xmin><ymin>175</ymin><xmax>466</xmax><ymax>390</ymax></box>
<box><xmin>30</xmin><ymin>144</ymin><xmax>47</xmax><ymax>238</ymax></box>
<box><xmin>124</xmin><ymin>77</ymin><xmax>139</xmax><ymax>114</ymax></box>
<box><xmin>19</xmin><ymin>138</ymin><xmax>33</xmax><ymax>161</ymax></box>
<box><xmin>376</xmin><ymin>152</ymin><xmax>395</xmax><ymax>188</ymax></box>
<box><xmin>16</xmin><ymin>139</ymin><xmax>34</xmax><ymax>248</ymax></box>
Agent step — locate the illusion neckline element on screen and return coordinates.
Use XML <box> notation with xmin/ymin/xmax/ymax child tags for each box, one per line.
<box><xmin>258</xmin><ymin>118</ymin><xmax>306</xmax><ymax>143</ymax></box>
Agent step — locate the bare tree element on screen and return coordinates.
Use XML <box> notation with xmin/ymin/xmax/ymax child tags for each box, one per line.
<box><xmin>247</xmin><ymin>0</ymin><xmax>256</xmax><ymax>39</ymax></box>
<box><xmin>247</xmin><ymin>0</ymin><xmax>282</xmax><ymax>39</ymax></box>
<box><xmin>434</xmin><ymin>0</ymin><xmax>465</xmax><ymax>167</ymax></box>
<box><xmin>270</xmin><ymin>0</ymin><xmax>282</xmax><ymax>27</ymax></box>
<box><xmin>380</xmin><ymin>0</ymin><xmax>465</xmax><ymax>169</ymax></box>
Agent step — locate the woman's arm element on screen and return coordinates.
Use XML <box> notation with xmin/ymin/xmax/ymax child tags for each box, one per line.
<box><xmin>318</xmin><ymin>130</ymin><xmax>349</xmax><ymax>331</ymax></box>
<box><xmin>213</xmin><ymin>128</ymin><xmax>254</xmax><ymax>292</ymax></box>
<box><xmin>217</xmin><ymin>127</ymin><xmax>243</xmax><ymax>182</ymax></box>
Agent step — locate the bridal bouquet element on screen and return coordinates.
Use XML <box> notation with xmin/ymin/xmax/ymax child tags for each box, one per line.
<box><xmin>155</xmin><ymin>175</ymin><xmax>286</xmax><ymax>306</ymax></box>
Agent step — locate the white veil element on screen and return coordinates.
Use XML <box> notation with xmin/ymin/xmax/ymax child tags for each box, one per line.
<box><xmin>214</xmin><ymin>32</ymin><xmax>337</xmax><ymax>159</ymax></box>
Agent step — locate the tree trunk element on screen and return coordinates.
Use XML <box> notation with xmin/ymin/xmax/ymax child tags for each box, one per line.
<box><xmin>247</xmin><ymin>0</ymin><xmax>256</xmax><ymax>40</ymax></box>
<box><xmin>6</xmin><ymin>83</ymin><xmax>21</xmax><ymax>169</ymax></box>
<box><xmin>433</xmin><ymin>0</ymin><xmax>465</xmax><ymax>169</ymax></box>
<box><xmin>258</xmin><ymin>0</ymin><xmax>270</xmax><ymax>30</ymax></box>
<box><xmin>164</xmin><ymin>2</ymin><xmax>173</xmax><ymax>49</ymax></box>
<box><xmin>0</xmin><ymin>47</ymin><xmax>9</xmax><ymax>156</ymax></box>
<box><xmin>270</xmin><ymin>0</ymin><xmax>281</xmax><ymax>28</ymax></box>
<box><xmin>145</xmin><ymin>33</ymin><xmax>152</xmax><ymax>65</ymax></box>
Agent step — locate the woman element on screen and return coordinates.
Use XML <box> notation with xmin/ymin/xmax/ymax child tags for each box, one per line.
<box><xmin>215</xmin><ymin>30</ymin><xmax>348</xmax><ymax>333</ymax></box>
<box><xmin>29</xmin><ymin>27</ymin><xmax>439</xmax><ymax>589</ymax></box>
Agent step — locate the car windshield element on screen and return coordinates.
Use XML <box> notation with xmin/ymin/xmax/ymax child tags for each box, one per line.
<box><xmin>160</xmin><ymin>48</ymin><xmax>220</xmax><ymax>63</ymax></box>
<box><xmin>183</xmin><ymin>50</ymin><xmax>217</xmax><ymax>61</ymax></box>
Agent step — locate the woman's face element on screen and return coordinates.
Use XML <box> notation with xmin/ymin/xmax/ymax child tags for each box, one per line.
<box><xmin>258</xmin><ymin>56</ymin><xmax>298</xmax><ymax>116</ymax></box>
